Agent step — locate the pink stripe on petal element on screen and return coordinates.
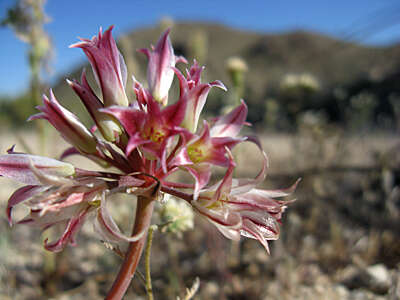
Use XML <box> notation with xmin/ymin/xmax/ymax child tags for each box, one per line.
<box><xmin>209</xmin><ymin>80</ymin><xmax>227</xmax><ymax>91</ymax></box>
<box><xmin>44</xmin><ymin>206</ymin><xmax>91</xmax><ymax>252</ymax></box>
<box><xmin>241</xmin><ymin>219</ymin><xmax>271</xmax><ymax>253</ymax></box>
<box><xmin>71</xmin><ymin>26</ymin><xmax>128</xmax><ymax>107</ymax></box>
<box><xmin>185</xmin><ymin>164</ymin><xmax>211</xmax><ymax>201</ymax></box>
<box><xmin>194</xmin><ymin>204</ymin><xmax>242</xmax><ymax>229</ymax></box>
<box><xmin>141</xmin><ymin>29</ymin><xmax>185</xmax><ymax>105</ymax></box>
<box><xmin>212</xmin><ymin>153</ymin><xmax>235</xmax><ymax>203</ymax></box>
<box><xmin>227</xmin><ymin>193</ymin><xmax>284</xmax><ymax>213</ymax></box>
<box><xmin>172</xmin><ymin>67</ymin><xmax>189</xmax><ymax>98</ymax></box>
<box><xmin>31</xmin><ymin>91</ymin><xmax>97</xmax><ymax>153</ymax></box>
<box><xmin>169</xmin><ymin>148</ymin><xmax>192</xmax><ymax>167</ymax></box>
<box><xmin>210</xmin><ymin>100</ymin><xmax>248</xmax><ymax>137</ymax></box>
<box><xmin>101</xmin><ymin>106</ymin><xmax>143</xmax><ymax>135</ymax></box>
<box><xmin>254</xmin><ymin>178</ymin><xmax>301</xmax><ymax>198</ymax></box>
<box><xmin>162</xmin><ymin>95</ymin><xmax>187</xmax><ymax>127</ymax></box>
<box><xmin>94</xmin><ymin>195</ymin><xmax>145</xmax><ymax>243</ymax></box>
<box><xmin>0</xmin><ymin>154</ymin><xmax>75</xmax><ymax>185</ymax></box>
<box><xmin>6</xmin><ymin>185</ymin><xmax>40</xmax><ymax>225</ymax></box>
<box><xmin>126</xmin><ymin>133</ymin><xmax>151</xmax><ymax>157</ymax></box>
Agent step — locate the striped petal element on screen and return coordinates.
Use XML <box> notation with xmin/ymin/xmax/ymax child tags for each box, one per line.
<box><xmin>70</xmin><ymin>26</ymin><xmax>128</xmax><ymax>107</ymax></box>
<box><xmin>210</xmin><ymin>100</ymin><xmax>248</xmax><ymax>138</ymax></box>
<box><xmin>29</xmin><ymin>90</ymin><xmax>97</xmax><ymax>154</ymax></box>
<box><xmin>0</xmin><ymin>154</ymin><xmax>75</xmax><ymax>185</ymax></box>
<box><xmin>94</xmin><ymin>194</ymin><xmax>145</xmax><ymax>243</ymax></box>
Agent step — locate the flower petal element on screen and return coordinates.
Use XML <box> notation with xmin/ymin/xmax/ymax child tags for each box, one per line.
<box><xmin>184</xmin><ymin>164</ymin><xmax>211</xmax><ymax>201</ymax></box>
<box><xmin>212</xmin><ymin>151</ymin><xmax>236</xmax><ymax>203</ymax></box>
<box><xmin>194</xmin><ymin>203</ymin><xmax>242</xmax><ymax>229</ymax></box>
<box><xmin>101</xmin><ymin>106</ymin><xmax>144</xmax><ymax>136</ymax></box>
<box><xmin>67</xmin><ymin>71</ymin><xmax>122</xmax><ymax>142</ymax></box>
<box><xmin>29</xmin><ymin>90</ymin><xmax>97</xmax><ymax>153</ymax></box>
<box><xmin>230</xmin><ymin>136</ymin><xmax>269</xmax><ymax>195</ymax></box>
<box><xmin>0</xmin><ymin>154</ymin><xmax>75</xmax><ymax>185</ymax></box>
<box><xmin>210</xmin><ymin>100</ymin><xmax>248</xmax><ymax>137</ymax></box>
<box><xmin>6</xmin><ymin>185</ymin><xmax>41</xmax><ymax>225</ymax></box>
<box><xmin>241</xmin><ymin>218</ymin><xmax>272</xmax><ymax>253</ymax></box>
<box><xmin>139</xmin><ymin>29</ymin><xmax>178</xmax><ymax>105</ymax></box>
<box><xmin>44</xmin><ymin>206</ymin><xmax>92</xmax><ymax>252</ymax></box>
<box><xmin>228</xmin><ymin>190</ymin><xmax>286</xmax><ymax>215</ymax></box>
<box><xmin>94</xmin><ymin>194</ymin><xmax>145</xmax><ymax>243</ymax></box>
<box><xmin>253</xmin><ymin>178</ymin><xmax>301</xmax><ymax>198</ymax></box>
<box><xmin>126</xmin><ymin>133</ymin><xmax>152</xmax><ymax>157</ymax></box>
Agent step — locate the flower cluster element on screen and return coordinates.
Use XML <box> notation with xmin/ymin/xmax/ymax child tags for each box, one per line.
<box><xmin>0</xmin><ymin>26</ymin><xmax>298</xmax><ymax>253</ymax></box>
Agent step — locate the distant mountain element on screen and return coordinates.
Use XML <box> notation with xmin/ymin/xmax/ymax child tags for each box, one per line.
<box><xmin>50</xmin><ymin>22</ymin><xmax>400</xmax><ymax>128</ymax></box>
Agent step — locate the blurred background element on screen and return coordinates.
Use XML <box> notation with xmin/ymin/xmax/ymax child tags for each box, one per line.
<box><xmin>0</xmin><ymin>1</ymin><xmax>400</xmax><ymax>299</ymax></box>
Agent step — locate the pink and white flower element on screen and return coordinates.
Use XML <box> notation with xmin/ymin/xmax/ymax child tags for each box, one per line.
<box><xmin>1</xmin><ymin>152</ymin><xmax>148</xmax><ymax>252</ymax></box>
<box><xmin>170</xmin><ymin>101</ymin><xmax>248</xmax><ymax>199</ymax></box>
<box><xmin>0</xmin><ymin>26</ymin><xmax>298</xmax><ymax>255</ymax></box>
<box><xmin>192</xmin><ymin>150</ymin><xmax>300</xmax><ymax>253</ymax></box>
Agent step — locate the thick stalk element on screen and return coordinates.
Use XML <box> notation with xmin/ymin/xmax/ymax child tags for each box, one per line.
<box><xmin>106</xmin><ymin>195</ymin><xmax>155</xmax><ymax>300</ymax></box>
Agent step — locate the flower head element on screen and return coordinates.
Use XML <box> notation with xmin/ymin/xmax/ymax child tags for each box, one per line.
<box><xmin>193</xmin><ymin>149</ymin><xmax>299</xmax><ymax>253</ymax></box>
<box><xmin>0</xmin><ymin>26</ymin><xmax>298</xmax><ymax>255</ymax></box>
<box><xmin>1</xmin><ymin>152</ymin><xmax>148</xmax><ymax>252</ymax></box>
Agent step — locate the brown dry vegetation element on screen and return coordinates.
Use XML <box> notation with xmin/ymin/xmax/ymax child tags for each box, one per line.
<box><xmin>0</xmin><ymin>129</ymin><xmax>399</xmax><ymax>300</ymax></box>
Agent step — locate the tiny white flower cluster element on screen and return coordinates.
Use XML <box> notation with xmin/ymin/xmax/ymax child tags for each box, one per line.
<box><xmin>280</xmin><ymin>73</ymin><xmax>320</xmax><ymax>92</ymax></box>
<box><xmin>160</xmin><ymin>195</ymin><xmax>194</xmax><ymax>237</ymax></box>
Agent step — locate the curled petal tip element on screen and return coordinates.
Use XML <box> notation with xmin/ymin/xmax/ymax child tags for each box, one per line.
<box><xmin>27</xmin><ymin>113</ymin><xmax>40</xmax><ymax>122</ymax></box>
<box><xmin>211</xmin><ymin>80</ymin><xmax>227</xmax><ymax>91</ymax></box>
<box><xmin>68</xmin><ymin>42</ymin><xmax>79</xmax><ymax>49</ymax></box>
<box><xmin>138</xmin><ymin>48</ymin><xmax>150</xmax><ymax>58</ymax></box>
<box><xmin>94</xmin><ymin>195</ymin><xmax>147</xmax><ymax>243</ymax></box>
<box><xmin>176</xmin><ymin>55</ymin><xmax>188</xmax><ymax>64</ymax></box>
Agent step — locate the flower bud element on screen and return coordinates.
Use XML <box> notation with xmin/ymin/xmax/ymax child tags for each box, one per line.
<box><xmin>70</xmin><ymin>26</ymin><xmax>129</xmax><ymax>107</ymax></box>
<box><xmin>139</xmin><ymin>29</ymin><xmax>186</xmax><ymax>105</ymax></box>
<box><xmin>29</xmin><ymin>90</ymin><xmax>97</xmax><ymax>154</ymax></box>
<box><xmin>0</xmin><ymin>154</ymin><xmax>75</xmax><ymax>185</ymax></box>
<box><xmin>67</xmin><ymin>71</ymin><xmax>123</xmax><ymax>142</ymax></box>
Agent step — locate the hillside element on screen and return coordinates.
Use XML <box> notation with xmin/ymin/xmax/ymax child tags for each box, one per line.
<box><xmin>55</xmin><ymin>22</ymin><xmax>399</xmax><ymax>91</ymax></box>
<box><xmin>8</xmin><ymin>22</ymin><xmax>400</xmax><ymax>129</ymax></box>
<box><xmin>1</xmin><ymin>23</ymin><xmax>400</xmax><ymax>300</ymax></box>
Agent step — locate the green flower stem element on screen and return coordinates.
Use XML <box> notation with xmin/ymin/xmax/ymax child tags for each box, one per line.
<box><xmin>106</xmin><ymin>195</ymin><xmax>155</xmax><ymax>300</ymax></box>
<box><xmin>145</xmin><ymin>225</ymin><xmax>157</xmax><ymax>300</ymax></box>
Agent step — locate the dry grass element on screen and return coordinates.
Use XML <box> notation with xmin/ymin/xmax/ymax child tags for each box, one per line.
<box><xmin>0</xmin><ymin>129</ymin><xmax>399</xmax><ymax>299</ymax></box>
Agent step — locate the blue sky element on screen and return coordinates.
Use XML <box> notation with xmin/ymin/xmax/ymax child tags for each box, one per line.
<box><xmin>1</xmin><ymin>0</ymin><xmax>399</xmax><ymax>97</ymax></box>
